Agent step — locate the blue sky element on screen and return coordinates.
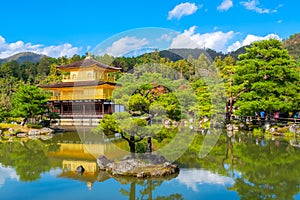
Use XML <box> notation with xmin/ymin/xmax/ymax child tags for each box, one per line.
<box><xmin>0</xmin><ymin>0</ymin><xmax>299</xmax><ymax>58</ymax></box>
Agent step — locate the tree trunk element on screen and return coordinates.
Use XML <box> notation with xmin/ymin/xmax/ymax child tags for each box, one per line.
<box><xmin>146</xmin><ymin>136</ymin><xmax>152</xmax><ymax>154</ymax></box>
<box><xmin>21</xmin><ymin>118</ymin><xmax>28</xmax><ymax>126</ymax></box>
<box><xmin>129</xmin><ymin>182</ymin><xmax>136</xmax><ymax>200</ymax></box>
<box><xmin>146</xmin><ymin>116</ymin><xmax>152</xmax><ymax>155</ymax></box>
<box><xmin>129</xmin><ymin>135</ymin><xmax>135</xmax><ymax>158</ymax></box>
<box><xmin>148</xmin><ymin>180</ymin><xmax>153</xmax><ymax>200</ymax></box>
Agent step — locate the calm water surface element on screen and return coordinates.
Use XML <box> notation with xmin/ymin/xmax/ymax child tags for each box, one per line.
<box><xmin>0</xmin><ymin>131</ymin><xmax>300</xmax><ymax>200</ymax></box>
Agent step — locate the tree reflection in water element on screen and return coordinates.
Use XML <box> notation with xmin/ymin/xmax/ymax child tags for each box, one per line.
<box><xmin>1</xmin><ymin>131</ymin><xmax>300</xmax><ymax>199</ymax></box>
<box><xmin>0</xmin><ymin>139</ymin><xmax>59</xmax><ymax>181</ymax></box>
<box><xmin>116</xmin><ymin>174</ymin><xmax>182</xmax><ymax>200</ymax></box>
<box><xmin>177</xmin><ymin>132</ymin><xmax>300</xmax><ymax>200</ymax></box>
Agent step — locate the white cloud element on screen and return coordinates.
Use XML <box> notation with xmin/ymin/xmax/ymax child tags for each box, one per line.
<box><xmin>86</xmin><ymin>45</ymin><xmax>91</xmax><ymax>52</ymax></box>
<box><xmin>0</xmin><ymin>36</ymin><xmax>5</xmax><ymax>44</ymax></box>
<box><xmin>217</xmin><ymin>0</ymin><xmax>233</xmax><ymax>11</ymax></box>
<box><xmin>227</xmin><ymin>33</ymin><xmax>281</xmax><ymax>52</ymax></box>
<box><xmin>240</xmin><ymin>0</ymin><xmax>277</xmax><ymax>14</ymax></box>
<box><xmin>177</xmin><ymin>169</ymin><xmax>234</xmax><ymax>192</ymax></box>
<box><xmin>170</xmin><ymin>26</ymin><xmax>235</xmax><ymax>52</ymax></box>
<box><xmin>168</xmin><ymin>2</ymin><xmax>200</xmax><ymax>20</ymax></box>
<box><xmin>277</xmin><ymin>20</ymin><xmax>283</xmax><ymax>24</ymax></box>
<box><xmin>0</xmin><ymin>35</ymin><xmax>81</xmax><ymax>59</ymax></box>
<box><xmin>157</xmin><ymin>33</ymin><xmax>176</xmax><ymax>42</ymax></box>
<box><xmin>105</xmin><ymin>36</ymin><xmax>149</xmax><ymax>57</ymax></box>
<box><xmin>0</xmin><ymin>164</ymin><xmax>19</xmax><ymax>188</ymax></box>
<box><xmin>37</xmin><ymin>44</ymin><xmax>81</xmax><ymax>58</ymax></box>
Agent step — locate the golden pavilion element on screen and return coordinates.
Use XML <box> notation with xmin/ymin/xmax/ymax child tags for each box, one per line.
<box><xmin>41</xmin><ymin>55</ymin><xmax>123</xmax><ymax>126</ymax></box>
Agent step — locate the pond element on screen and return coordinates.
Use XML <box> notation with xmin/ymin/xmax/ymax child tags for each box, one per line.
<box><xmin>0</xmin><ymin>130</ymin><xmax>300</xmax><ymax>200</ymax></box>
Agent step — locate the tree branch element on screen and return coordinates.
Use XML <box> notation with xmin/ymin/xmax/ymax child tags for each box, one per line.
<box><xmin>134</xmin><ymin>135</ymin><xmax>145</xmax><ymax>143</ymax></box>
<box><xmin>120</xmin><ymin>132</ymin><xmax>130</xmax><ymax>143</ymax></box>
<box><xmin>233</xmin><ymin>88</ymin><xmax>248</xmax><ymax>100</ymax></box>
<box><xmin>144</xmin><ymin>90</ymin><xmax>151</xmax><ymax>98</ymax></box>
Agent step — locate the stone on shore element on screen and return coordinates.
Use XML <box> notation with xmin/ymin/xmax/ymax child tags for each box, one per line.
<box><xmin>40</xmin><ymin>127</ymin><xmax>54</xmax><ymax>134</ymax></box>
<box><xmin>28</xmin><ymin>129</ymin><xmax>41</xmax><ymax>136</ymax></box>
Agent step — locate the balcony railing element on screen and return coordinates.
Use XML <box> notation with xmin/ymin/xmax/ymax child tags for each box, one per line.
<box><xmin>50</xmin><ymin>94</ymin><xmax>108</xmax><ymax>101</ymax></box>
<box><xmin>62</xmin><ymin>75</ymin><xmax>115</xmax><ymax>83</ymax></box>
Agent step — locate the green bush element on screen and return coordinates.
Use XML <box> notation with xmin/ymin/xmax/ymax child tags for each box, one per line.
<box><xmin>27</xmin><ymin>124</ymin><xmax>43</xmax><ymax>129</ymax></box>
<box><xmin>277</xmin><ymin>123</ymin><xmax>287</xmax><ymax>127</ymax></box>
<box><xmin>14</xmin><ymin>129</ymin><xmax>22</xmax><ymax>134</ymax></box>
<box><xmin>253</xmin><ymin>128</ymin><xmax>264</xmax><ymax>136</ymax></box>
<box><xmin>153</xmin><ymin>127</ymin><xmax>177</xmax><ymax>143</ymax></box>
<box><xmin>136</xmin><ymin>140</ymin><xmax>147</xmax><ymax>153</ymax></box>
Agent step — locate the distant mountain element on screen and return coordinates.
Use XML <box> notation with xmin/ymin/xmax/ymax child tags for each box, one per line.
<box><xmin>159</xmin><ymin>47</ymin><xmax>246</xmax><ymax>62</ymax></box>
<box><xmin>227</xmin><ymin>46</ymin><xmax>247</xmax><ymax>60</ymax></box>
<box><xmin>283</xmin><ymin>33</ymin><xmax>300</xmax><ymax>62</ymax></box>
<box><xmin>0</xmin><ymin>52</ymin><xmax>46</xmax><ymax>65</ymax></box>
<box><xmin>159</xmin><ymin>48</ymin><xmax>221</xmax><ymax>61</ymax></box>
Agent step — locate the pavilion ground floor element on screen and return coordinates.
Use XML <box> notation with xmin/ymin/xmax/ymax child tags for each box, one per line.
<box><xmin>48</xmin><ymin>100</ymin><xmax>124</xmax><ymax>126</ymax></box>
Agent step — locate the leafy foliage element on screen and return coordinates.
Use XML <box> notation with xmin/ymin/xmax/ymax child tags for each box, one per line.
<box><xmin>11</xmin><ymin>85</ymin><xmax>50</xmax><ymax>121</ymax></box>
<box><xmin>233</xmin><ymin>39</ymin><xmax>300</xmax><ymax>116</ymax></box>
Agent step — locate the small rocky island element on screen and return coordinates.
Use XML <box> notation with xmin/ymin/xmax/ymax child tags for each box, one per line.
<box><xmin>97</xmin><ymin>155</ymin><xmax>179</xmax><ymax>178</ymax></box>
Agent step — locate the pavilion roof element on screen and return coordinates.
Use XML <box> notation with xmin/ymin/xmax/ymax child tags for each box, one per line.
<box><xmin>40</xmin><ymin>81</ymin><xmax>119</xmax><ymax>88</ymax></box>
<box><xmin>56</xmin><ymin>57</ymin><xmax>121</xmax><ymax>72</ymax></box>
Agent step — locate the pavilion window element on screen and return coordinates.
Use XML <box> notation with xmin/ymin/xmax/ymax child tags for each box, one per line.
<box><xmin>87</xmin><ymin>72</ymin><xmax>93</xmax><ymax>79</ymax></box>
<box><xmin>72</xmin><ymin>104</ymin><xmax>83</xmax><ymax>114</ymax></box>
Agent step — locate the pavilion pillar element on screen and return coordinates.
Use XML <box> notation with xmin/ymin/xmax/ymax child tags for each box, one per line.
<box><xmin>102</xmin><ymin>102</ymin><xmax>105</xmax><ymax>115</ymax></box>
<box><xmin>111</xmin><ymin>103</ymin><xmax>114</xmax><ymax>113</ymax></box>
<box><xmin>109</xmin><ymin>105</ymin><xmax>112</xmax><ymax>114</ymax></box>
<box><xmin>60</xmin><ymin>102</ymin><xmax>63</xmax><ymax>115</ymax></box>
<box><xmin>83</xmin><ymin>104</ymin><xmax>86</xmax><ymax>115</ymax></box>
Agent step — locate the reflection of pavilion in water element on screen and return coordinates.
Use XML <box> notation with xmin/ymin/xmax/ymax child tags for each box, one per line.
<box><xmin>58</xmin><ymin>160</ymin><xmax>111</xmax><ymax>190</ymax></box>
<box><xmin>48</xmin><ymin>132</ymin><xmax>128</xmax><ymax>190</ymax></box>
<box><xmin>62</xmin><ymin>160</ymin><xmax>97</xmax><ymax>173</ymax></box>
<box><xmin>50</xmin><ymin>129</ymin><xmax>128</xmax><ymax>159</ymax></box>
<box><xmin>48</xmin><ymin>131</ymin><xmax>179</xmax><ymax>195</ymax></box>
<box><xmin>51</xmin><ymin>142</ymin><xmax>128</xmax><ymax>159</ymax></box>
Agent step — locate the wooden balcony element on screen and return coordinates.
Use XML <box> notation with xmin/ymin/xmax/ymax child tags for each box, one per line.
<box><xmin>62</xmin><ymin>75</ymin><xmax>115</xmax><ymax>83</ymax></box>
<box><xmin>50</xmin><ymin>94</ymin><xmax>108</xmax><ymax>101</ymax></box>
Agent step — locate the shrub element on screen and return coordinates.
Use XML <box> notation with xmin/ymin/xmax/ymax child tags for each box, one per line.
<box><xmin>253</xmin><ymin>128</ymin><xmax>264</xmax><ymax>136</ymax></box>
<box><xmin>14</xmin><ymin>129</ymin><xmax>22</xmax><ymax>134</ymax></box>
<box><xmin>136</xmin><ymin>140</ymin><xmax>147</xmax><ymax>153</ymax></box>
<box><xmin>153</xmin><ymin>127</ymin><xmax>177</xmax><ymax>143</ymax></box>
<box><xmin>27</xmin><ymin>124</ymin><xmax>43</xmax><ymax>129</ymax></box>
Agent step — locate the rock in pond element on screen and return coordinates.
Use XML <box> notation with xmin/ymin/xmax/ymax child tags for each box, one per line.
<box><xmin>97</xmin><ymin>155</ymin><xmax>114</xmax><ymax>170</ymax></box>
<box><xmin>75</xmin><ymin>165</ymin><xmax>85</xmax><ymax>173</ymax></box>
<box><xmin>96</xmin><ymin>155</ymin><xmax>179</xmax><ymax>178</ymax></box>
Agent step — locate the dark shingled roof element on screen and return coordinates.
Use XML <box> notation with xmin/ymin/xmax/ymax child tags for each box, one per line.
<box><xmin>56</xmin><ymin>57</ymin><xmax>121</xmax><ymax>71</ymax></box>
<box><xmin>40</xmin><ymin>81</ymin><xmax>119</xmax><ymax>88</ymax></box>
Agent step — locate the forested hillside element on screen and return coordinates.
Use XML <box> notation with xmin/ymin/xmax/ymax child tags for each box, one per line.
<box><xmin>159</xmin><ymin>46</ymin><xmax>247</xmax><ymax>61</ymax></box>
<box><xmin>283</xmin><ymin>33</ymin><xmax>300</xmax><ymax>62</ymax></box>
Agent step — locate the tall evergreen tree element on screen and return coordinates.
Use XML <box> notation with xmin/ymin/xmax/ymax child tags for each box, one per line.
<box><xmin>233</xmin><ymin>39</ymin><xmax>300</xmax><ymax>116</ymax></box>
<box><xmin>11</xmin><ymin>85</ymin><xmax>50</xmax><ymax>125</ymax></box>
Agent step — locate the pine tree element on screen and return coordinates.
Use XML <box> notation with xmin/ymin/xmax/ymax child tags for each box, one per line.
<box><xmin>233</xmin><ymin>39</ymin><xmax>300</xmax><ymax>116</ymax></box>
